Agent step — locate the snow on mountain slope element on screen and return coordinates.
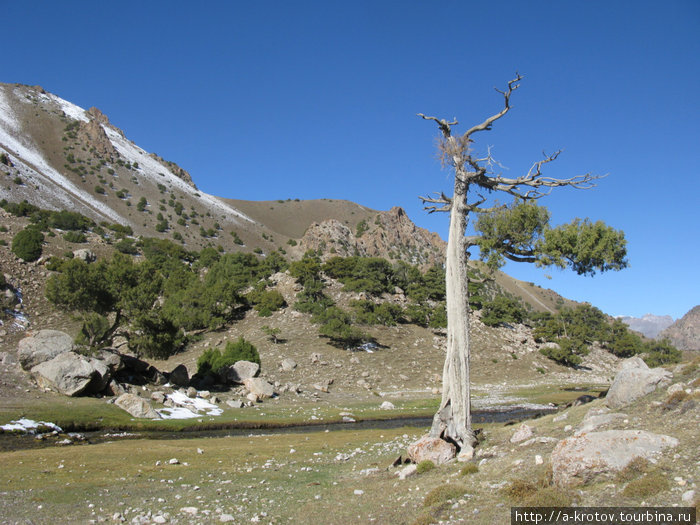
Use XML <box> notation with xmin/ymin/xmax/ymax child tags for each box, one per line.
<box><xmin>0</xmin><ymin>86</ymin><xmax>123</xmax><ymax>222</ymax></box>
<box><xmin>0</xmin><ymin>83</ymin><xmax>253</xmax><ymax>231</ymax></box>
<box><xmin>100</xmin><ymin>125</ymin><xmax>251</xmax><ymax>223</ymax></box>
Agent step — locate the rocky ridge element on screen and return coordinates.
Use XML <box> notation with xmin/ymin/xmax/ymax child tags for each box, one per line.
<box><xmin>659</xmin><ymin>305</ymin><xmax>700</xmax><ymax>351</ymax></box>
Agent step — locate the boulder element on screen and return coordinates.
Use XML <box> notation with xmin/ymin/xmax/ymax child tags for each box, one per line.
<box><xmin>115</xmin><ymin>393</ymin><xmax>161</xmax><ymax>419</ymax></box>
<box><xmin>551</xmin><ymin>430</ymin><xmax>679</xmax><ymax>486</ymax></box>
<box><xmin>243</xmin><ymin>377</ymin><xmax>275</xmax><ymax>399</ymax></box>
<box><xmin>510</xmin><ymin>423</ymin><xmax>535</xmax><ymax>443</ymax></box>
<box><xmin>94</xmin><ymin>349</ymin><xmax>124</xmax><ymax>374</ymax></box>
<box><xmin>225</xmin><ymin>360</ymin><xmax>260</xmax><ymax>383</ymax></box>
<box><xmin>18</xmin><ymin>330</ymin><xmax>73</xmax><ymax>370</ymax></box>
<box><xmin>407</xmin><ymin>435</ymin><xmax>456</xmax><ymax>465</ymax></box>
<box><xmin>73</xmin><ymin>249</ymin><xmax>96</xmax><ymax>263</ymax></box>
<box><xmin>380</xmin><ymin>401</ymin><xmax>395</xmax><ymax>410</ymax></box>
<box><xmin>280</xmin><ymin>358</ymin><xmax>297</xmax><ymax>372</ymax></box>
<box><xmin>605</xmin><ymin>357</ymin><xmax>673</xmax><ymax>408</ymax></box>
<box><xmin>169</xmin><ymin>364</ymin><xmax>190</xmax><ymax>387</ymax></box>
<box><xmin>31</xmin><ymin>351</ymin><xmax>108</xmax><ymax>396</ymax></box>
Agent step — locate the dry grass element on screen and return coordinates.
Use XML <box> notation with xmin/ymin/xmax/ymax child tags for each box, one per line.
<box><xmin>422</xmin><ymin>484</ymin><xmax>468</xmax><ymax>507</ymax></box>
<box><xmin>616</xmin><ymin>457</ymin><xmax>650</xmax><ymax>482</ymax></box>
<box><xmin>459</xmin><ymin>463</ymin><xmax>479</xmax><ymax>476</ymax></box>
<box><xmin>416</xmin><ymin>460</ymin><xmax>436</xmax><ymax>474</ymax></box>
<box><xmin>621</xmin><ymin>470</ymin><xmax>670</xmax><ymax>499</ymax></box>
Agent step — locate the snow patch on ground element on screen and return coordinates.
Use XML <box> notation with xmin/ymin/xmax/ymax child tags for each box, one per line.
<box><xmin>157</xmin><ymin>392</ymin><xmax>223</xmax><ymax>420</ymax></box>
<box><xmin>1</xmin><ymin>418</ymin><xmax>62</xmax><ymax>433</ymax></box>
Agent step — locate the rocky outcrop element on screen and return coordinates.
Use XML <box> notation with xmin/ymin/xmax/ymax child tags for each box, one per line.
<box><xmin>658</xmin><ymin>305</ymin><xmax>700</xmax><ymax>351</ymax></box>
<box><xmin>18</xmin><ymin>330</ymin><xmax>74</xmax><ymax>370</ymax></box>
<box><xmin>551</xmin><ymin>430</ymin><xmax>679</xmax><ymax>486</ymax></box>
<box><xmin>300</xmin><ymin>207</ymin><xmax>445</xmax><ymax>267</ymax></box>
<box><xmin>605</xmin><ymin>357</ymin><xmax>673</xmax><ymax>408</ymax></box>
<box><xmin>78</xmin><ymin>110</ymin><xmax>118</xmax><ymax>158</ymax></box>
<box><xmin>407</xmin><ymin>436</ymin><xmax>456</xmax><ymax>465</ymax></box>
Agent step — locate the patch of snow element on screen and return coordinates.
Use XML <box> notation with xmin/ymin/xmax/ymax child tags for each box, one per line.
<box><xmin>1</xmin><ymin>418</ymin><xmax>62</xmax><ymax>433</ymax></box>
<box><xmin>101</xmin><ymin>125</ymin><xmax>253</xmax><ymax>224</ymax></box>
<box><xmin>46</xmin><ymin>92</ymin><xmax>89</xmax><ymax>122</ymax></box>
<box><xmin>157</xmin><ymin>392</ymin><xmax>223</xmax><ymax>420</ymax></box>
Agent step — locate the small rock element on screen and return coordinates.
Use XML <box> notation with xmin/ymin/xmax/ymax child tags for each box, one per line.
<box><xmin>226</xmin><ymin>399</ymin><xmax>244</xmax><ymax>409</ymax></box>
<box><xmin>354</xmin><ymin>489</ymin><xmax>364</xmax><ymax>496</ymax></box>
<box><xmin>457</xmin><ymin>445</ymin><xmax>475</xmax><ymax>462</ymax></box>
<box><xmin>281</xmin><ymin>358</ymin><xmax>297</xmax><ymax>371</ymax></box>
<box><xmin>681</xmin><ymin>490</ymin><xmax>695</xmax><ymax>504</ymax></box>
<box><xmin>667</xmin><ymin>383</ymin><xmax>685</xmax><ymax>396</ymax></box>
<box><xmin>247</xmin><ymin>392</ymin><xmax>260</xmax><ymax>403</ymax></box>
<box><xmin>169</xmin><ymin>458</ymin><xmax>180</xmax><ymax>465</ymax></box>
<box><xmin>186</xmin><ymin>386</ymin><xmax>197</xmax><ymax>398</ymax></box>
<box><xmin>220</xmin><ymin>515</ymin><xmax>235</xmax><ymax>523</ymax></box>
<box><xmin>510</xmin><ymin>423</ymin><xmax>534</xmax><ymax>443</ymax></box>
<box><xmin>180</xmin><ymin>507</ymin><xmax>198</xmax><ymax>515</ymax></box>
<box><xmin>398</xmin><ymin>464</ymin><xmax>417</xmax><ymax>480</ymax></box>
<box><xmin>535</xmin><ymin>455</ymin><xmax>543</xmax><ymax>465</ymax></box>
<box><xmin>380</xmin><ymin>401</ymin><xmax>395</xmax><ymax>410</ymax></box>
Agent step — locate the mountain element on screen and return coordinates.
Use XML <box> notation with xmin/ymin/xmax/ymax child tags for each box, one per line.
<box><xmin>0</xmin><ymin>82</ymin><xmax>577</xmax><ymax>315</ymax></box>
<box><xmin>658</xmin><ymin>305</ymin><xmax>700</xmax><ymax>351</ymax></box>
<box><xmin>617</xmin><ymin>313</ymin><xmax>675</xmax><ymax>339</ymax></box>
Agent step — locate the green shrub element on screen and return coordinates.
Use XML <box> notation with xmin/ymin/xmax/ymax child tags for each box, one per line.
<box><xmin>539</xmin><ymin>339</ymin><xmax>583</xmax><ymax>367</ymax></box>
<box><xmin>115</xmin><ymin>238</ymin><xmax>138</xmax><ymax>255</ymax></box>
<box><xmin>642</xmin><ymin>339</ymin><xmax>682</xmax><ymax>367</ymax></box>
<box><xmin>196</xmin><ymin>337</ymin><xmax>261</xmax><ymax>377</ymax></box>
<box><xmin>11</xmin><ymin>228</ymin><xmax>44</xmax><ymax>261</ymax></box>
<box><xmin>249</xmin><ymin>289</ymin><xmax>286</xmax><ymax>316</ymax></box>
<box><xmin>416</xmin><ymin>460</ymin><xmax>436</xmax><ymax>474</ymax></box>
<box><xmin>481</xmin><ymin>296</ymin><xmax>526</xmax><ymax>327</ymax></box>
<box><xmin>63</xmin><ymin>231</ymin><xmax>87</xmax><ymax>243</ymax></box>
<box><xmin>94</xmin><ymin>185</ymin><xmax>105</xmax><ymax>194</ymax></box>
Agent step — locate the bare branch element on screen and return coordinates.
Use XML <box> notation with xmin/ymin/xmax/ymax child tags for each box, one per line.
<box><xmin>420</xmin><ymin>191</ymin><xmax>452</xmax><ymax>213</ymax></box>
<box><xmin>462</xmin><ymin>73</ymin><xmax>522</xmax><ymax>138</ymax></box>
<box><xmin>417</xmin><ymin>113</ymin><xmax>458</xmax><ymax>137</ymax></box>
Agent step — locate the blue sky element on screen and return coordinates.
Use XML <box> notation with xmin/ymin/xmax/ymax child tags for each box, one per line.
<box><xmin>5</xmin><ymin>1</ymin><xmax>699</xmax><ymax>319</ymax></box>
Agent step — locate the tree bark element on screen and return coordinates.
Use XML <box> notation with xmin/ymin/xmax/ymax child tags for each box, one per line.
<box><xmin>428</xmin><ymin>165</ymin><xmax>476</xmax><ymax>450</ymax></box>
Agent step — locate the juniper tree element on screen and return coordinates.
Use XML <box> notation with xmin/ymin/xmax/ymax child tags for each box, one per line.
<box><xmin>418</xmin><ymin>75</ymin><xmax>628</xmax><ymax>451</ymax></box>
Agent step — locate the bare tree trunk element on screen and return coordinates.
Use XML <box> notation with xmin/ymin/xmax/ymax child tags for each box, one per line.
<box><xmin>428</xmin><ymin>169</ymin><xmax>476</xmax><ymax>450</ymax></box>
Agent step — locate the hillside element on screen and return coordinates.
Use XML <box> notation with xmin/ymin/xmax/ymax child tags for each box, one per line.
<box><xmin>659</xmin><ymin>305</ymin><xmax>700</xmax><ymax>351</ymax></box>
<box><xmin>0</xmin><ymin>82</ymin><xmax>579</xmax><ymax>316</ymax></box>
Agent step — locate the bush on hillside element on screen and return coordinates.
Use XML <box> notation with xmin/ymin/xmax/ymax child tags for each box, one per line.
<box><xmin>197</xmin><ymin>337</ymin><xmax>261</xmax><ymax>377</ymax></box>
<box><xmin>642</xmin><ymin>339</ymin><xmax>682</xmax><ymax>367</ymax></box>
<box><xmin>11</xmin><ymin>228</ymin><xmax>44</xmax><ymax>262</ymax></box>
<box><xmin>481</xmin><ymin>295</ymin><xmax>526</xmax><ymax>327</ymax></box>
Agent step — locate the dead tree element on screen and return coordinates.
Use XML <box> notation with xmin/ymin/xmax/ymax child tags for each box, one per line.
<box><xmin>418</xmin><ymin>74</ymin><xmax>625</xmax><ymax>451</ymax></box>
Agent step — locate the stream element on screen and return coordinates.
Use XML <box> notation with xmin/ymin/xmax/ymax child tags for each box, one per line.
<box><xmin>0</xmin><ymin>406</ymin><xmax>556</xmax><ymax>452</ymax></box>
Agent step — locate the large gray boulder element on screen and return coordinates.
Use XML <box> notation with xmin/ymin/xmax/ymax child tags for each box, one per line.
<box><xmin>18</xmin><ymin>330</ymin><xmax>74</xmax><ymax>370</ymax></box>
<box><xmin>605</xmin><ymin>357</ymin><xmax>673</xmax><ymax>408</ymax></box>
<box><xmin>225</xmin><ymin>361</ymin><xmax>260</xmax><ymax>384</ymax></box>
<box><xmin>551</xmin><ymin>430</ymin><xmax>679</xmax><ymax>486</ymax></box>
<box><xmin>243</xmin><ymin>377</ymin><xmax>275</xmax><ymax>399</ymax></box>
<box><xmin>407</xmin><ymin>436</ymin><xmax>456</xmax><ymax>465</ymax></box>
<box><xmin>115</xmin><ymin>393</ymin><xmax>161</xmax><ymax>419</ymax></box>
<box><xmin>31</xmin><ymin>351</ymin><xmax>108</xmax><ymax>396</ymax></box>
